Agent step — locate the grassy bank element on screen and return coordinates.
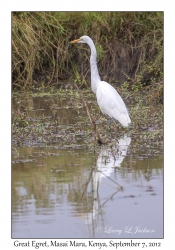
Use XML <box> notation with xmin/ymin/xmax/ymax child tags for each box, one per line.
<box><xmin>12</xmin><ymin>12</ymin><xmax>163</xmax><ymax>95</ymax></box>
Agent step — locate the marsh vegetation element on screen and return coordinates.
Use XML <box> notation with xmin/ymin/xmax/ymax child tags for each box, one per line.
<box><xmin>12</xmin><ymin>11</ymin><xmax>163</xmax><ymax>147</ymax></box>
<box><xmin>12</xmin><ymin>12</ymin><xmax>163</xmax><ymax>95</ymax></box>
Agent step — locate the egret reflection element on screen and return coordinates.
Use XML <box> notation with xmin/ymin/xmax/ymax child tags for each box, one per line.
<box><xmin>85</xmin><ymin>136</ymin><xmax>131</xmax><ymax>226</ymax></box>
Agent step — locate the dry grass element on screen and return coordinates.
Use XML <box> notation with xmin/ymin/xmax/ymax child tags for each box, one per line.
<box><xmin>12</xmin><ymin>12</ymin><xmax>163</xmax><ymax>91</ymax></box>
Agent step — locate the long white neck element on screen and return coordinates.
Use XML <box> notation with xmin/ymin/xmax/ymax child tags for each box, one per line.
<box><xmin>87</xmin><ymin>39</ymin><xmax>101</xmax><ymax>94</ymax></box>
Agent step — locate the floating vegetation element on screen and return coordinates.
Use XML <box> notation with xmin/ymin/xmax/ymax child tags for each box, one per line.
<box><xmin>12</xmin><ymin>86</ymin><xmax>163</xmax><ymax>159</ymax></box>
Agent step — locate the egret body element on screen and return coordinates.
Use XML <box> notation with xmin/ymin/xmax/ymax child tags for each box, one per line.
<box><xmin>70</xmin><ymin>36</ymin><xmax>131</xmax><ymax>127</ymax></box>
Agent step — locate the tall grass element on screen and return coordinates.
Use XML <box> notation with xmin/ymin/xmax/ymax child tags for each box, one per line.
<box><xmin>12</xmin><ymin>12</ymin><xmax>163</xmax><ymax>89</ymax></box>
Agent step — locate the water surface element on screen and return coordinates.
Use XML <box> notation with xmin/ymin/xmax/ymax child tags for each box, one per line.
<box><xmin>12</xmin><ymin>91</ymin><xmax>163</xmax><ymax>238</ymax></box>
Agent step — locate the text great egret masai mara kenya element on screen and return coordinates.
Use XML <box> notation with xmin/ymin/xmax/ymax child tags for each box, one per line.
<box><xmin>70</xmin><ymin>36</ymin><xmax>131</xmax><ymax>127</ymax></box>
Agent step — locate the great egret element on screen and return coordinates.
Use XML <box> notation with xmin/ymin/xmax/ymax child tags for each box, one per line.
<box><xmin>70</xmin><ymin>36</ymin><xmax>131</xmax><ymax>127</ymax></box>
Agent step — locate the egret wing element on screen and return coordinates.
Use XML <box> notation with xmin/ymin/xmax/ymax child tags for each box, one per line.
<box><xmin>96</xmin><ymin>81</ymin><xmax>131</xmax><ymax>126</ymax></box>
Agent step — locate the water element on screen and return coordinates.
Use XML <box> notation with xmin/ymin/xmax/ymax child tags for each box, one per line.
<box><xmin>12</xmin><ymin>91</ymin><xmax>163</xmax><ymax>238</ymax></box>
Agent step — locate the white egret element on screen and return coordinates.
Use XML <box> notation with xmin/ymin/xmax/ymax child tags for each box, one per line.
<box><xmin>70</xmin><ymin>36</ymin><xmax>131</xmax><ymax>127</ymax></box>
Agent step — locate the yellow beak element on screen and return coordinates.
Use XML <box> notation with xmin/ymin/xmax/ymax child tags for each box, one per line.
<box><xmin>70</xmin><ymin>38</ymin><xmax>82</xmax><ymax>44</ymax></box>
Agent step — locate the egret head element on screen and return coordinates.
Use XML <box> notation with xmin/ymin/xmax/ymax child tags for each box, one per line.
<box><xmin>70</xmin><ymin>36</ymin><xmax>91</xmax><ymax>44</ymax></box>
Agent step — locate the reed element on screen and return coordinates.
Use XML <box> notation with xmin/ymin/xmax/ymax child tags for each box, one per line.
<box><xmin>12</xmin><ymin>12</ymin><xmax>163</xmax><ymax>90</ymax></box>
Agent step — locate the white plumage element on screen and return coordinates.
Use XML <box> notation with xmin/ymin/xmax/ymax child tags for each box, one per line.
<box><xmin>70</xmin><ymin>35</ymin><xmax>131</xmax><ymax>127</ymax></box>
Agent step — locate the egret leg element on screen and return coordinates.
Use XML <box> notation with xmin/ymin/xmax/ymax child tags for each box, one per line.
<box><xmin>108</xmin><ymin>117</ymin><xmax>117</xmax><ymax>135</ymax></box>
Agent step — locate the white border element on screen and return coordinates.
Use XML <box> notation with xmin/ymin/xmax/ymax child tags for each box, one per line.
<box><xmin>1</xmin><ymin>1</ymin><xmax>175</xmax><ymax>249</ymax></box>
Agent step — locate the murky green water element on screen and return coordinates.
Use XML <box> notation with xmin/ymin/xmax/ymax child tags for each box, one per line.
<box><xmin>12</xmin><ymin>90</ymin><xmax>163</xmax><ymax>238</ymax></box>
